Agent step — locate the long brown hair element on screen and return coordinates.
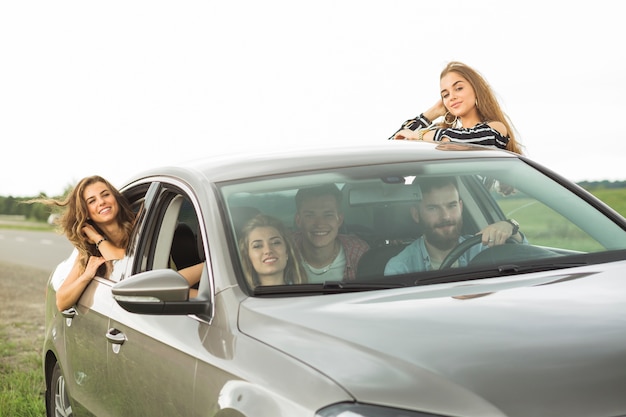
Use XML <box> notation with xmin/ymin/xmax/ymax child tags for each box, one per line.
<box><xmin>238</xmin><ymin>214</ymin><xmax>307</xmax><ymax>287</ymax></box>
<box><xmin>30</xmin><ymin>175</ymin><xmax>135</xmax><ymax>266</ymax></box>
<box><xmin>439</xmin><ymin>61</ymin><xmax>523</xmax><ymax>155</ymax></box>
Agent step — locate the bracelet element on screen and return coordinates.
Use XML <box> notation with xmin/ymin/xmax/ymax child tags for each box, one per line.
<box><xmin>505</xmin><ymin>219</ymin><xmax>520</xmax><ymax>235</ymax></box>
<box><xmin>417</xmin><ymin>129</ymin><xmax>425</xmax><ymax>141</ymax></box>
<box><xmin>95</xmin><ymin>237</ymin><xmax>107</xmax><ymax>250</ymax></box>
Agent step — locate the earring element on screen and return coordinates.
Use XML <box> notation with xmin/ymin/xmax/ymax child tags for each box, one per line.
<box><xmin>475</xmin><ymin>99</ymin><xmax>479</xmax><ymax>109</ymax></box>
<box><xmin>444</xmin><ymin>112</ymin><xmax>458</xmax><ymax>126</ymax></box>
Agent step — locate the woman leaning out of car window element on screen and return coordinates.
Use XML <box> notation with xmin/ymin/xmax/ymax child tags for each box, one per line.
<box><xmin>29</xmin><ymin>175</ymin><xmax>136</xmax><ymax>311</ymax></box>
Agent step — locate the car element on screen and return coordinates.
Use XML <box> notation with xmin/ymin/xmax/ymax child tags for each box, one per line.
<box><xmin>43</xmin><ymin>141</ymin><xmax>626</xmax><ymax>417</ymax></box>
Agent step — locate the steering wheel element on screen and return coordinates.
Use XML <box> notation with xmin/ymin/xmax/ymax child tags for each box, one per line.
<box><xmin>439</xmin><ymin>234</ymin><xmax>519</xmax><ymax>270</ymax></box>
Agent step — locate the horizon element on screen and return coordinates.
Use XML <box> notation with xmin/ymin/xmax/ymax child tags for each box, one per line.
<box><xmin>1</xmin><ymin>177</ymin><xmax>625</xmax><ymax>200</ymax></box>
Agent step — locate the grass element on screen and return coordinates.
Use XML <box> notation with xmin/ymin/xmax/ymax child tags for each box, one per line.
<box><xmin>0</xmin><ymin>224</ymin><xmax>54</xmax><ymax>232</ymax></box>
<box><xmin>494</xmin><ymin>186</ymin><xmax>626</xmax><ymax>252</ymax></box>
<box><xmin>0</xmin><ymin>369</ymin><xmax>45</xmax><ymax>417</ymax></box>
<box><xmin>0</xmin><ymin>328</ymin><xmax>46</xmax><ymax>417</ymax></box>
<box><xmin>498</xmin><ymin>198</ymin><xmax>605</xmax><ymax>251</ymax></box>
<box><xmin>587</xmin><ymin>187</ymin><xmax>626</xmax><ymax>217</ymax></box>
<box><xmin>0</xmin><ymin>222</ymin><xmax>54</xmax><ymax>232</ymax></box>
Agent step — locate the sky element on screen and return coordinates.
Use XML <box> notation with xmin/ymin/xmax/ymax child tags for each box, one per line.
<box><xmin>1</xmin><ymin>0</ymin><xmax>624</xmax><ymax>197</ymax></box>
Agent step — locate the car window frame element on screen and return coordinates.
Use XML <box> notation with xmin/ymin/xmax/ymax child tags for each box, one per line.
<box><xmin>123</xmin><ymin>178</ymin><xmax>215</xmax><ymax>316</ymax></box>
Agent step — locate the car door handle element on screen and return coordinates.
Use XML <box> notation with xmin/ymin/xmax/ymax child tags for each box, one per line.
<box><xmin>61</xmin><ymin>307</ymin><xmax>77</xmax><ymax>327</ymax></box>
<box><xmin>61</xmin><ymin>307</ymin><xmax>77</xmax><ymax>319</ymax></box>
<box><xmin>105</xmin><ymin>328</ymin><xmax>127</xmax><ymax>345</ymax></box>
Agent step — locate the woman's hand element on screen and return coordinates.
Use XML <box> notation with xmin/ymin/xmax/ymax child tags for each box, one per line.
<box><xmin>82</xmin><ymin>223</ymin><xmax>101</xmax><ymax>244</ymax></box>
<box><xmin>56</xmin><ymin>253</ymin><xmax>108</xmax><ymax>311</ymax></box>
<box><xmin>393</xmin><ymin>100</ymin><xmax>446</xmax><ymax>140</ymax></box>
<box><xmin>82</xmin><ymin>256</ymin><xmax>107</xmax><ymax>281</ymax></box>
<box><xmin>423</xmin><ymin>100</ymin><xmax>447</xmax><ymax>122</ymax></box>
<box><xmin>394</xmin><ymin>128</ymin><xmax>438</xmax><ymax>141</ymax></box>
<box><xmin>394</xmin><ymin>129</ymin><xmax>420</xmax><ymax>140</ymax></box>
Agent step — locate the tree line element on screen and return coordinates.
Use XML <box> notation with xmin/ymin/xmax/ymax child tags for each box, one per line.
<box><xmin>0</xmin><ymin>186</ymin><xmax>73</xmax><ymax>223</ymax></box>
<box><xmin>577</xmin><ymin>180</ymin><xmax>626</xmax><ymax>190</ymax></box>
<box><xmin>1</xmin><ymin>180</ymin><xmax>625</xmax><ymax>223</ymax></box>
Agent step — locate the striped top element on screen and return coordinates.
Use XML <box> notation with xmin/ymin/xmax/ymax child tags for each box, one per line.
<box><xmin>432</xmin><ymin>123</ymin><xmax>509</xmax><ymax>149</ymax></box>
<box><xmin>393</xmin><ymin>114</ymin><xmax>510</xmax><ymax>150</ymax></box>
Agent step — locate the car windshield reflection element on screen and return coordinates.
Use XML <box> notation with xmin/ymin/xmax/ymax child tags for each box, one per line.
<box><xmin>219</xmin><ymin>158</ymin><xmax>626</xmax><ymax>294</ymax></box>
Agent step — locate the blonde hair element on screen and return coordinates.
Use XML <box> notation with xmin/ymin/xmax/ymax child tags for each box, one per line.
<box><xmin>238</xmin><ymin>214</ymin><xmax>307</xmax><ymax>287</ymax></box>
<box><xmin>439</xmin><ymin>61</ymin><xmax>523</xmax><ymax>155</ymax></box>
<box><xmin>29</xmin><ymin>175</ymin><xmax>135</xmax><ymax>266</ymax></box>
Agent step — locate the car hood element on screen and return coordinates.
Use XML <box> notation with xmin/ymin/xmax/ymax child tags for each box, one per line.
<box><xmin>238</xmin><ymin>261</ymin><xmax>626</xmax><ymax>417</ymax></box>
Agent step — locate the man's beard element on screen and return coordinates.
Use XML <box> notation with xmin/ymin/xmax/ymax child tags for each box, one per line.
<box><xmin>424</xmin><ymin>220</ymin><xmax>462</xmax><ymax>250</ymax></box>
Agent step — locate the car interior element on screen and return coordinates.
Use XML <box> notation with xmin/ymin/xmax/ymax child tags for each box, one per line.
<box><xmin>222</xmin><ymin>173</ymin><xmax>499</xmax><ymax>285</ymax></box>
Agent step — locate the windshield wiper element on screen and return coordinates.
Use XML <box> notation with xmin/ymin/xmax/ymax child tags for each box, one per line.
<box><xmin>415</xmin><ymin>261</ymin><xmax>590</xmax><ymax>286</ymax></box>
<box><xmin>495</xmin><ymin>262</ymin><xmax>589</xmax><ymax>273</ymax></box>
<box><xmin>253</xmin><ymin>281</ymin><xmax>406</xmax><ymax>296</ymax></box>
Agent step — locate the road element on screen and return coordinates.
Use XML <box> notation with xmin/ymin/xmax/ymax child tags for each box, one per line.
<box><xmin>0</xmin><ymin>228</ymin><xmax>73</xmax><ymax>273</ymax></box>
<box><xmin>0</xmin><ymin>228</ymin><xmax>69</xmax><ymax>390</ymax></box>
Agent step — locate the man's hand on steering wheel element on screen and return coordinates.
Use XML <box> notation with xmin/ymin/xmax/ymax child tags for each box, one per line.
<box><xmin>477</xmin><ymin>220</ymin><xmax>521</xmax><ymax>247</ymax></box>
<box><xmin>440</xmin><ymin>221</ymin><xmax>522</xmax><ymax>270</ymax></box>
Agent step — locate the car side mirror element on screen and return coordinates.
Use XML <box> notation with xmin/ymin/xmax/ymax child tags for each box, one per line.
<box><xmin>112</xmin><ymin>269</ymin><xmax>211</xmax><ymax>316</ymax></box>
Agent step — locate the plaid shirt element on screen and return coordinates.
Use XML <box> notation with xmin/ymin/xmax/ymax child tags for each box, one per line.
<box><xmin>293</xmin><ymin>232</ymin><xmax>369</xmax><ymax>281</ymax></box>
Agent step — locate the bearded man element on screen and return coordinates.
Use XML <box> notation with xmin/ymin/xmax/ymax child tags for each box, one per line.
<box><xmin>384</xmin><ymin>177</ymin><xmax>522</xmax><ymax>275</ymax></box>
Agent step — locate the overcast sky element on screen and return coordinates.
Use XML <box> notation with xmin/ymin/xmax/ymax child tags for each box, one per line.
<box><xmin>1</xmin><ymin>0</ymin><xmax>624</xmax><ymax>197</ymax></box>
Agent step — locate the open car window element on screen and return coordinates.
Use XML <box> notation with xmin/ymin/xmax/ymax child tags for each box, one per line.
<box><xmin>102</xmin><ymin>182</ymin><xmax>151</xmax><ymax>283</ymax></box>
<box><xmin>218</xmin><ymin>158</ymin><xmax>626</xmax><ymax>294</ymax></box>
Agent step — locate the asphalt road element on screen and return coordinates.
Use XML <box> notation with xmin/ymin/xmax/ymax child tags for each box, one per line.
<box><xmin>0</xmin><ymin>228</ymin><xmax>67</xmax><ymax>389</ymax></box>
<box><xmin>0</xmin><ymin>228</ymin><xmax>73</xmax><ymax>273</ymax></box>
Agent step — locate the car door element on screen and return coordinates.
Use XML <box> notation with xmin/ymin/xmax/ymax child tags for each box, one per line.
<box><xmin>61</xmin><ymin>272</ymin><xmax>115</xmax><ymax>416</ymax></box>
<box><xmin>106</xmin><ymin>183</ymin><xmax>212</xmax><ymax>417</ymax></box>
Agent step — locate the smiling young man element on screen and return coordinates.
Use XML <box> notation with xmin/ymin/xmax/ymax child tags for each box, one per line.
<box><xmin>293</xmin><ymin>184</ymin><xmax>369</xmax><ymax>283</ymax></box>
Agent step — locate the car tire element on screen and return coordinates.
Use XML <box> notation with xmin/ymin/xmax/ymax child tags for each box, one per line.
<box><xmin>47</xmin><ymin>361</ymin><xmax>73</xmax><ymax>417</ymax></box>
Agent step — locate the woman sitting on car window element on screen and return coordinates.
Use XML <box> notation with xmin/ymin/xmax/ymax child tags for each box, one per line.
<box><xmin>31</xmin><ymin>175</ymin><xmax>136</xmax><ymax>311</ymax></box>
<box><xmin>391</xmin><ymin>61</ymin><xmax>523</xmax><ymax>155</ymax></box>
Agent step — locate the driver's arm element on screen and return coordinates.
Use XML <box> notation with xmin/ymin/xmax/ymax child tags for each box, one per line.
<box><xmin>478</xmin><ymin>219</ymin><xmax>523</xmax><ymax>247</ymax></box>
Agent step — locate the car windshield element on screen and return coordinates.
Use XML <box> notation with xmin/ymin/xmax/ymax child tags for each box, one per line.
<box><xmin>218</xmin><ymin>157</ymin><xmax>626</xmax><ymax>294</ymax></box>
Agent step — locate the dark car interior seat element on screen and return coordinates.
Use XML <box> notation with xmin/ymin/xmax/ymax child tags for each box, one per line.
<box><xmin>356</xmin><ymin>203</ymin><xmax>420</xmax><ymax>280</ymax></box>
<box><xmin>171</xmin><ymin>222</ymin><xmax>202</xmax><ymax>270</ymax></box>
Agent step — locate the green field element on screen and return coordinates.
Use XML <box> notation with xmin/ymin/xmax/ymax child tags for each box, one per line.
<box><xmin>588</xmin><ymin>187</ymin><xmax>626</xmax><ymax>217</ymax></box>
<box><xmin>496</xmin><ymin>187</ymin><xmax>626</xmax><ymax>252</ymax></box>
<box><xmin>499</xmin><ymin>198</ymin><xmax>603</xmax><ymax>251</ymax></box>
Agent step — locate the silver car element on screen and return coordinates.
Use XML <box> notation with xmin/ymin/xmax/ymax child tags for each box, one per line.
<box><xmin>43</xmin><ymin>141</ymin><xmax>626</xmax><ymax>417</ymax></box>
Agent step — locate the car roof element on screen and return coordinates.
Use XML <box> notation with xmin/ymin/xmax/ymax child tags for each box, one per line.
<box><xmin>124</xmin><ymin>141</ymin><xmax>517</xmax><ymax>186</ymax></box>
